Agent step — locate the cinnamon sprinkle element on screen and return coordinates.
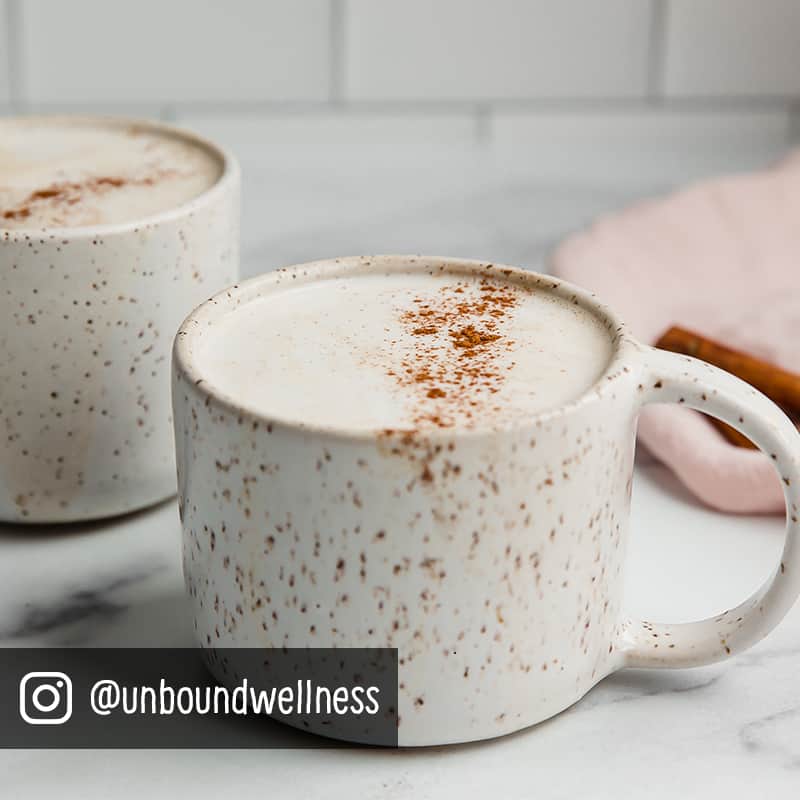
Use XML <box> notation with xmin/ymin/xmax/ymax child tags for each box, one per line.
<box><xmin>2</xmin><ymin>171</ymin><xmax>176</xmax><ymax>222</ymax></box>
<box><xmin>390</xmin><ymin>278</ymin><xmax>520</xmax><ymax>429</ymax></box>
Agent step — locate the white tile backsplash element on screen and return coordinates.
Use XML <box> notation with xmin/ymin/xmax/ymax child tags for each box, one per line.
<box><xmin>175</xmin><ymin>110</ymin><xmax>479</xmax><ymax>164</ymax></box>
<box><xmin>175</xmin><ymin>107</ymin><xmax>791</xmax><ymax>187</ymax></box>
<box><xmin>18</xmin><ymin>0</ymin><xmax>331</xmax><ymax>104</ymax></box>
<box><xmin>343</xmin><ymin>0</ymin><xmax>652</xmax><ymax>101</ymax></box>
<box><xmin>490</xmin><ymin>108</ymin><xmax>792</xmax><ymax>182</ymax></box>
<box><xmin>0</xmin><ymin>1</ymin><xmax>797</xmax><ymax>165</ymax></box>
<box><xmin>173</xmin><ymin>110</ymin><xmax>489</xmax><ymax>273</ymax></box>
<box><xmin>664</xmin><ymin>0</ymin><xmax>800</xmax><ymax>97</ymax></box>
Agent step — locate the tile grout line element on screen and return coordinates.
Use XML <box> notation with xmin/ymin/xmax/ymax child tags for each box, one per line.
<box><xmin>328</xmin><ymin>0</ymin><xmax>346</xmax><ymax>105</ymax></box>
<box><xmin>26</xmin><ymin>97</ymin><xmax>784</xmax><ymax>116</ymax></box>
<box><xmin>787</xmin><ymin>103</ymin><xmax>800</xmax><ymax>144</ymax></box>
<box><xmin>6</xmin><ymin>0</ymin><xmax>24</xmax><ymax>111</ymax></box>
<box><xmin>474</xmin><ymin>104</ymin><xmax>491</xmax><ymax>148</ymax></box>
<box><xmin>160</xmin><ymin>104</ymin><xmax>178</xmax><ymax>123</ymax></box>
<box><xmin>646</xmin><ymin>0</ymin><xmax>668</xmax><ymax>101</ymax></box>
<box><xmin>5</xmin><ymin>98</ymin><xmax>795</xmax><ymax>118</ymax></box>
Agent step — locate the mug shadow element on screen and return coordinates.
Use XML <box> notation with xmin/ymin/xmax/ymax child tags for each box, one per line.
<box><xmin>343</xmin><ymin>664</ymin><xmax>724</xmax><ymax>759</ymax></box>
<box><xmin>0</xmin><ymin>496</ymin><xmax>177</xmax><ymax>541</ymax></box>
<box><xmin>633</xmin><ymin>446</ymin><xmax>708</xmax><ymax>512</ymax></box>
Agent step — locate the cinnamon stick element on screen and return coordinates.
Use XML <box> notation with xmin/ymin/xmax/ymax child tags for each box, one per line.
<box><xmin>654</xmin><ymin>326</ymin><xmax>800</xmax><ymax>449</ymax></box>
<box><xmin>711</xmin><ymin>420</ymin><xmax>758</xmax><ymax>449</ymax></box>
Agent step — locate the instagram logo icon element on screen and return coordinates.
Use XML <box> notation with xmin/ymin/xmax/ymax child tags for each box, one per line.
<box><xmin>19</xmin><ymin>672</ymin><xmax>73</xmax><ymax>725</ymax></box>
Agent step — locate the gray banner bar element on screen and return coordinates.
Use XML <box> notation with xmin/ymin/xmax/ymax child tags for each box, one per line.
<box><xmin>0</xmin><ymin>648</ymin><xmax>398</xmax><ymax>748</ymax></box>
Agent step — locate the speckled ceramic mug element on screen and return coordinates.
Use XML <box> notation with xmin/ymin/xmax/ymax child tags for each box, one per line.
<box><xmin>172</xmin><ymin>256</ymin><xmax>800</xmax><ymax>746</ymax></box>
<box><xmin>1</xmin><ymin>117</ymin><xmax>239</xmax><ymax>523</ymax></box>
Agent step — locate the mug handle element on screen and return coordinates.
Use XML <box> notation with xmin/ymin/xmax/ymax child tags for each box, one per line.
<box><xmin>618</xmin><ymin>345</ymin><xmax>800</xmax><ymax>668</ymax></box>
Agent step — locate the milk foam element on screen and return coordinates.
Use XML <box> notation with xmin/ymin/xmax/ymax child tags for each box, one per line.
<box><xmin>0</xmin><ymin>118</ymin><xmax>222</xmax><ymax>229</ymax></box>
<box><xmin>196</xmin><ymin>269</ymin><xmax>615</xmax><ymax>433</ymax></box>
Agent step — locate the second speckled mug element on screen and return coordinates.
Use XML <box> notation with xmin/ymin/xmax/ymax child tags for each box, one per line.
<box><xmin>172</xmin><ymin>256</ymin><xmax>800</xmax><ymax>746</ymax></box>
<box><xmin>0</xmin><ymin>116</ymin><xmax>239</xmax><ymax>523</ymax></box>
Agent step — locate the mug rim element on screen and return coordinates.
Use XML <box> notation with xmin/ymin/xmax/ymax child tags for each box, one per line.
<box><xmin>173</xmin><ymin>255</ymin><xmax>637</xmax><ymax>442</ymax></box>
<box><xmin>0</xmin><ymin>114</ymin><xmax>239</xmax><ymax>238</ymax></box>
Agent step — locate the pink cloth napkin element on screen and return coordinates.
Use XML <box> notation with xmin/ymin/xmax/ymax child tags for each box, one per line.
<box><xmin>551</xmin><ymin>152</ymin><xmax>800</xmax><ymax>514</ymax></box>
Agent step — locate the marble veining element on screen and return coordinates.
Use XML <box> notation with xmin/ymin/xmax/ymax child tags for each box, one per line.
<box><xmin>1</xmin><ymin>565</ymin><xmax>166</xmax><ymax>644</ymax></box>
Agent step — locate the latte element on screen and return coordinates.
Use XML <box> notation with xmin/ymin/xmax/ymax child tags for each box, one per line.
<box><xmin>195</xmin><ymin>262</ymin><xmax>614</xmax><ymax>433</ymax></box>
<box><xmin>0</xmin><ymin>117</ymin><xmax>222</xmax><ymax>229</ymax></box>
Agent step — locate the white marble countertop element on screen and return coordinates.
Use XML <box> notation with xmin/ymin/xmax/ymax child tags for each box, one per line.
<box><xmin>1</xmin><ymin>141</ymin><xmax>798</xmax><ymax>798</ymax></box>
